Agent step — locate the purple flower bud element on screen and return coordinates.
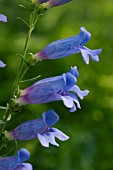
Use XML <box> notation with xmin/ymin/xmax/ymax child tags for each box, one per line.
<box><xmin>7</xmin><ymin>110</ymin><xmax>69</xmax><ymax>147</ymax></box>
<box><xmin>16</xmin><ymin>66</ymin><xmax>89</xmax><ymax>112</ymax></box>
<box><xmin>0</xmin><ymin>14</ymin><xmax>7</xmax><ymax>22</ymax></box>
<box><xmin>45</xmin><ymin>0</ymin><xmax>72</xmax><ymax>7</ymax></box>
<box><xmin>34</xmin><ymin>27</ymin><xmax>102</xmax><ymax>64</ymax></box>
<box><xmin>0</xmin><ymin>148</ymin><xmax>32</xmax><ymax>170</ymax></box>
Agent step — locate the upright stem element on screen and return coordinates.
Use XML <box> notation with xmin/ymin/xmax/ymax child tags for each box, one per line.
<box><xmin>11</xmin><ymin>19</ymin><xmax>32</xmax><ymax>99</ymax></box>
<box><xmin>0</xmin><ymin>10</ymin><xmax>35</xmax><ymax>135</ymax></box>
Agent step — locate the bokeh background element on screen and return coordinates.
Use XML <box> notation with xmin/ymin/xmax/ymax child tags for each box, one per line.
<box><xmin>0</xmin><ymin>0</ymin><xmax>113</xmax><ymax>169</ymax></box>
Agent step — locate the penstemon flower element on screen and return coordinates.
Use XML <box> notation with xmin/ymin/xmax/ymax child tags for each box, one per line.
<box><xmin>34</xmin><ymin>27</ymin><xmax>102</xmax><ymax>64</ymax></box>
<box><xmin>6</xmin><ymin>110</ymin><xmax>69</xmax><ymax>147</ymax></box>
<box><xmin>44</xmin><ymin>0</ymin><xmax>72</xmax><ymax>7</ymax></box>
<box><xmin>0</xmin><ymin>14</ymin><xmax>7</xmax><ymax>67</ymax></box>
<box><xmin>16</xmin><ymin>66</ymin><xmax>89</xmax><ymax>112</ymax></box>
<box><xmin>0</xmin><ymin>148</ymin><xmax>32</xmax><ymax>170</ymax></box>
<box><xmin>33</xmin><ymin>0</ymin><xmax>72</xmax><ymax>7</ymax></box>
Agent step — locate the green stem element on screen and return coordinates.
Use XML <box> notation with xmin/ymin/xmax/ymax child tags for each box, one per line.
<box><xmin>0</xmin><ymin>10</ymin><xmax>36</xmax><ymax>135</ymax></box>
<box><xmin>11</xmin><ymin>28</ymin><xmax>32</xmax><ymax>99</ymax></box>
<box><xmin>0</xmin><ymin>4</ymin><xmax>42</xmax><ymax>139</ymax></box>
<box><xmin>0</xmin><ymin>109</ymin><xmax>11</xmax><ymax>135</ymax></box>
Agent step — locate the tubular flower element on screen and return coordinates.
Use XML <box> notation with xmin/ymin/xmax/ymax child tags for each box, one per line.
<box><xmin>44</xmin><ymin>0</ymin><xmax>72</xmax><ymax>7</ymax></box>
<box><xmin>16</xmin><ymin>66</ymin><xmax>89</xmax><ymax>112</ymax></box>
<box><xmin>0</xmin><ymin>148</ymin><xmax>32</xmax><ymax>170</ymax></box>
<box><xmin>33</xmin><ymin>0</ymin><xmax>72</xmax><ymax>7</ymax></box>
<box><xmin>0</xmin><ymin>14</ymin><xmax>7</xmax><ymax>22</ymax></box>
<box><xmin>34</xmin><ymin>27</ymin><xmax>102</xmax><ymax>64</ymax></box>
<box><xmin>7</xmin><ymin>110</ymin><xmax>69</xmax><ymax>147</ymax></box>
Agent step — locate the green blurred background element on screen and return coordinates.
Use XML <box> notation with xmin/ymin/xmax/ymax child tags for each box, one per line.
<box><xmin>0</xmin><ymin>0</ymin><xmax>113</xmax><ymax>169</ymax></box>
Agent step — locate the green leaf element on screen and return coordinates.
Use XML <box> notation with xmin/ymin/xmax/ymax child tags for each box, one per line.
<box><xmin>0</xmin><ymin>106</ymin><xmax>7</xmax><ymax>110</ymax></box>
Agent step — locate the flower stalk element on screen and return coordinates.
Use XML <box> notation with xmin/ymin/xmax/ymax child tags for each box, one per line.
<box><xmin>0</xmin><ymin>4</ymin><xmax>39</xmax><ymax>138</ymax></box>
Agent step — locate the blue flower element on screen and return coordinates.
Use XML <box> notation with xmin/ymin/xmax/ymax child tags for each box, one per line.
<box><xmin>45</xmin><ymin>0</ymin><xmax>72</xmax><ymax>7</ymax></box>
<box><xmin>16</xmin><ymin>66</ymin><xmax>89</xmax><ymax>112</ymax></box>
<box><xmin>7</xmin><ymin>110</ymin><xmax>69</xmax><ymax>147</ymax></box>
<box><xmin>34</xmin><ymin>27</ymin><xmax>102</xmax><ymax>64</ymax></box>
<box><xmin>0</xmin><ymin>14</ymin><xmax>7</xmax><ymax>22</ymax></box>
<box><xmin>33</xmin><ymin>0</ymin><xmax>72</xmax><ymax>6</ymax></box>
<box><xmin>0</xmin><ymin>148</ymin><xmax>32</xmax><ymax>170</ymax></box>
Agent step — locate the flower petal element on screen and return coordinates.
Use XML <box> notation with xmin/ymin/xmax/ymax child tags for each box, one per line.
<box><xmin>14</xmin><ymin>163</ymin><xmax>33</xmax><ymax>170</ymax></box>
<box><xmin>46</xmin><ymin>133</ymin><xmax>59</xmax><ymax>146</ymax></box>
<box><xmin>87</xmin><ymin>48</ymin><xmax>102</xmax><ymax>61</ymax></box>
<box><xmin>0</xmin><ymin>14</ymin><xmax>7</xmax><ymax>22</ymax></box>
<box><xmin>79</xmin><ymin>48</ymin><xmax>90</xmax><ymax>64</ymax></box>
<box><xmin>80</xmin><ymin>47</ymin><xmax>102</xmax><ymax>64</ymax></box>
<box><xmin>18</xmin><ymin>148</ymin><xmax>30</xmax><ymax>163</ymax></box>
<box><xmin>37</xmin><ymin>133</ymin><xmax>49</xmax><ymax>147</ymax></box>
<box><xmin>0</xmin><ymin>60</ymin><xmax>6</xmax><ymax>68</ymax></box>
<box><xmin>70</xmin><ymin>104</ymin><xmax>77</xmax><ymax>112</ymax></box>
<box><xmin>70</xmin><ymin>85</ymin><xmax>89</xmax><ymax>99</ymax></box>
<box><xmin>43</xmin><ymin>110</ymin><xmax>59</xmax><ymax>127</ymax></box>
<box><xmin>69</xmin><ymin>66</ymin><xmax>79</xmax><ymax>78</ymax></box>
<box><xmin>67</xmin><ymin>92</ymin><xmax>81</xmax><ymax>109</ymax></box>
<box><xmin>59</xmin><ymin>95</ymin><xmax>74</xmax><ymax>108</ymax></box>
<box><xmin>64</xmin><ymin>72</ymin><xmax>77</xmax><ymax>91</ymax></box>
<box><xmin>51</xmin><ymin>128</ymin><xmax>69</xmax><ymax>141</ymax></box>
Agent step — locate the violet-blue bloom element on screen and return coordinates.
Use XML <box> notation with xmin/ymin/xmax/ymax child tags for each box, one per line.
<box><xmin>7</xmin><ymin>110</ymin><xmax>69</xmax><ymax>147</ymax></box>
<box><xmin>16</xmin><ymin>66</ymin><xmax>89</xmax><ymax>112</ymax></box>
<box><xmin>34</xmin><ymin>27</ymin><xmax>102</xmax><ymax>64</ymax></box>
<box><xmin>45</xmin><ymin>0</ymin><xmax>72</xmax><ymax>7</ymax></box>
<box><xmin>0</xmin><ymin>148</ymin><xmax>32</xmax><ymax>170</ymax></box>
<box><xmin>0</xmin><ymin>14</ymin><xmax>7</xmax><ymax>22</ymax></box>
